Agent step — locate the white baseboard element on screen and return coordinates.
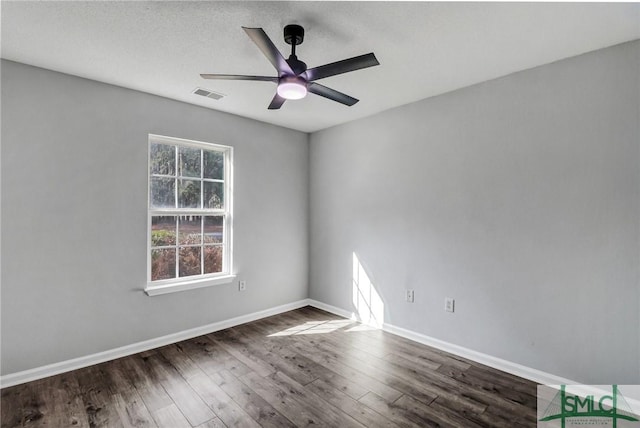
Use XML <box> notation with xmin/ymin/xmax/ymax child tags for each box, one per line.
<box><xmin>0</xmin><ymin>298</ymin><xmax>581</xmax><ymax>389</ymax></box>
<box><xmin>381</xmin><ymin>323</ymin><xmax>577</xmax><ymax>386</ymax></box>
<box><xmin>0</xmin><ymin>299</ymin><xmax>311</xmax><ymax>389</ymax></box>
<box><xmin>306</xmin><ymin>299</ymin><xmax>356</xmax><ymax>320</ymax></box>
<box><xmin>306</xmin><ymin>299</ymin><xmax>578</xmax><ymax>386</ymax></box>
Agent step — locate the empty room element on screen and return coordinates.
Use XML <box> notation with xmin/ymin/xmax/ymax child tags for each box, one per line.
<box><xmin>1</xmin><ymin>1</ymin><xmax>639</xmax><ymax>427</ymax></box>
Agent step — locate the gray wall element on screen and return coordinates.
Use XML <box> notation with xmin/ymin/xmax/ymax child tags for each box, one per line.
<box><xmin>3</xmin><ymin>41</ymin><xmax>639</xmax><ymax>384</ymax></box>
<box><xmin>309</xmin><ymin>41</ymin><xmax>640</xmax><ymax>384</ymax></box>
<box><xmin>1</xmin><ymin>60</ymin><xmax>309</xmax><ymax>375</ymax></box>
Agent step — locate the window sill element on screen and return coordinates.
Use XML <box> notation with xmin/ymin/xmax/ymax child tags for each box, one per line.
<box><xmin>145</xmin><ymin>274</ymin><xmax>236</xmax><ymax>296</ymax></box>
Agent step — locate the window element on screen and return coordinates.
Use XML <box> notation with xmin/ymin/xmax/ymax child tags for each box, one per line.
<box><xmin>146</xmin><ymin>134</ymin><xmax>233</xmax><ymax>295</ymax></box>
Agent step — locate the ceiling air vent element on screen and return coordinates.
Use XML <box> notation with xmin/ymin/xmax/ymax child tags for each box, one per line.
<box><xmin>192</xmin><ymin>88</ymin><xmax>225</xmax><ymax>100</ymax></box>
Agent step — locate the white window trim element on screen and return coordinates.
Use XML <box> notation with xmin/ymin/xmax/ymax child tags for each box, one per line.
<box><xmin>145</xmin><ymin>134</ymin><xmax>234</xmax><ymax>296</ymax></box>
<box><xmin>145</xmin><ymin>274</ymin><xmax>236</xmax><ymax>296</ymax></box>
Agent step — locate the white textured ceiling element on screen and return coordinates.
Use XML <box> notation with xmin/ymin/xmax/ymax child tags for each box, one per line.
<box><xmin>2</xmin><ymin>1</ymin><xmax>639</xmax><ymax>133</ymax></box>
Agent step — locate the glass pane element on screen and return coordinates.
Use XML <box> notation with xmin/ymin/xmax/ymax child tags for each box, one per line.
<box><xmin>204</xmin><ymin>181</ymin><xmax>224</xmax><ymax>209</ymax></box>
<box><xmin>151</xmin><ymin>216</ymin><xmax>176</xmax><ymax>246</ymax></box>
<box><xmin>179</xmin><ymin>216</ymin><xmax>202</xmax><ymax>245</ymax></box>
<box><xmin>204</xmin><ymin>150</ymin><xmax>224</xmax><ymax>180</ymax></box>
<box><xmin>150</xmin><ymin>143</ymin><xmax>175</xmax><ymax>176</ymax></box>
<box><xmin>151</xmin><ymin>248</ymin><xmax>176</xmax><ymax>280</ymax></box>
<box><xmin>151</xmin><ymin>177</ymin><xmax>175</xmax><ymax>208</ymax></box>
<box><xmin>204</xmin><ymin>245</ymin><xmax>223</xmax><ymax>274</ymax></box>
<box><xmin>179</xmin><ymin>147</ymin><xmax>201</xmax><ymax>178</ymax></box>
<box><xmin>179</xmin><ymin>246</ymin><xmax>201</xmax><ymax>277</ymax></box>
<box><xmin>204</xmin><ymin>216</ymin><xmax>223</xmax><ymax>243</ymax></box>
<box><xmin>178</xmin><ymin>179</ymin><xmax>201</xmax><ymax>208</ymax></box>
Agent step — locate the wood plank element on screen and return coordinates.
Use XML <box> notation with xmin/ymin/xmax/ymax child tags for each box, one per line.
<box><xmin>75</xmin><ymin>365</ymin><xmax>125</xmax><ymax>428</ymax></box>
<box><xmin>207</xmin><ymin>335</ymin><xmax>275</xmax><ymax>378</ymax></box>
<box><xmin>383</xmin><ymin>352</ymin><xmax>441</xmax><ymax>372</ymax></box>
<box><xmin>393</xmin><ymin>393</ymin><xmax>485</xmax><ymax>428</ymax></box>
<box><xmin>3</xmin><ymin>374</ymin><xmax>89</xmax><ymax>428</ymax></box>
<box><xmin>118</xmin><ymin>355</ymin><xmax>173</xmax><ymax>412</ymax></box>
<box><xmin>467</xmin><ymin>364</ymin><xmax>538</xmax><ymax>394</ymax></box>
<box><xmin>209</xmin><ymin>369</ymin><xmax>297</xmax><ymax>428</ymax></box>
<box><xmin>103</xmin><ymin>361</ymin><xmax>158</xmax><ymax>428</ymax></box>
<box><xmin>142</xmin><ymin>353</ymin><xmax>215</xmax><ymax>426</ymax></box>
<box><xmin>14</xmin><ymin>382</ymin><xmax>47</xmax><ymax>427</ymax></box>
<box><xmin>215</xmin><ymin>328</ymin><xmax>317</xmax><ymax>385</ymax></box>
<box><xmin>306</xmin><ymin>378</ymin><xmax>401</xmax><ymax>428</ymax></box>
<box><xmin>110</xmin><ymin>392</ymin><xmax>158</xmax><ymax>428</ymax></box>
<box><xmin>181</xmin><ymin>336</ymin><xmax>253</xmax><ymax>377</ymax></box>
<box><xmin>390</xmin><ymin>348</ymin><xmax>472</xmax><ymax>372</ymax></box>
<box><xmin>43</xmin><ymin>373</ymin><xmax>91</xmax><ymax>428</ymax></box>
<box><xmin>266</xmin><ymin>371</ymin><xmax>365</xmax><ymax>428</ymax></box>
<box><xmin>196</xmin><ymin>417</ymin><xmax>227</xmax><ymax>428</ymax></box>
<box><xmin>158</xmin><ymin>343</ymin><xmax>203</xmax><ymax>380</ymax></box>
<box><xmin>362</xmin><ymin>329</ymin><xmax>474</xmax><ymax>370</ymax></box>
<box><xmin>227</xmin><ymin>326</ymin><xmax>372</xmax><ymax>401</ymax></box>
<box><xmin>291</xmin><ymin>331</ymin><xmax>444</xmax><ymax>407</ymax></box>
<box><xmin>186</xmin><ymin>373</ymin><xmax>261</xmax><ymax>428</ymax></box>
<box><xmin>150</xmin><ymin>404</ymin><xmax>191</xmax><ymax>428</ymax></box>
<box><xmin>357</xmin><ymin>392</ymin><xmax>426</xmax><ymax>428</ymax></box>
<box><xmin>1</xmin><ymin>384</ymin><xmax>26</xmax><ymax>428</ymax></box>
<box><xmin>436</xmin><ymin>364</ymin><xmax>537</xmax><ymax>409</ymax></box>
<box><xmin>429</xmin><ymin>396</ymin><xmax>516</xmax><ymax>428</ymax></box>
<box><xmin>237</xmin><ymin>371</ymin><xmax>325</xmax><ymax>427</ymax></box>
<box><xmin>284</xmin><ymin>334</ymin><xmax>403</xmax><ymax>402</ymax></box>
<box><xmin>307</xmin><ymin>332</ymin><xmax>491</xmax><ymax>413</ymax></box>
<box><xmin>286</xmin><ymin>352</ymin><xmax>369</xmax><ymax>400</ymax></box>
<box><xmin>156</xmin><ymin>339</ymin><xmax>261</xmax><ymax>428</ymax></box>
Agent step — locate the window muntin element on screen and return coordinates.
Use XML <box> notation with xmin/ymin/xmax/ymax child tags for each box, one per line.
<box><xmin>147</xmin><ymin>135</ymin><xmax>232</xmax><ymax>288</ymax></box>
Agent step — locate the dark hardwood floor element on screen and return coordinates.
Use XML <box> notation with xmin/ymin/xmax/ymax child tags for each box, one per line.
<box><xmin>1</xmin><ymin>306</ymin><xmax>538</xmax><ymax>427</ymax></box>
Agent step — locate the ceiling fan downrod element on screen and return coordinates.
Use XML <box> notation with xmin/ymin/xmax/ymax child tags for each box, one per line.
<box><xmin>284</xmin><ymin>24</ymin><xmax>307</xmax><ymax>75</ymax></box>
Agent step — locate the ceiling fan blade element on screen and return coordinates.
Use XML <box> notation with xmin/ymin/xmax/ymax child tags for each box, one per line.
<box><xmin>242</xmin><ymin>27</ymin><xmax>294</xmax><ymax>76</ymax></box>
<box><xmin>305</xmin><ymin>53</ymin><xmax>379</xmax><ymax>81</ymax></box>
<box><xmin>200</xmin><ymin>74</ymin><xmax>278</xmax><ymax>82</ymax></box>
<box><xmin>268</xmin><ymin>93</ymin><xmax>286</xmax><ymax>110</ymax></box>
<box><xmin>307</xmin><ymin>82</ymin><xmax>359</xmax><ymax>106</ymax></box>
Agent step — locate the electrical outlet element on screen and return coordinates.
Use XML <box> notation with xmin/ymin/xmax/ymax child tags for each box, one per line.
<box><xmin>239</xmin><ymin>280</ymin><xmax>247</xmax><ymax>291</ymax></box>
<box><xmin>445</xmin><ymin>297</ymin><xmax>455</xmax><ymax>313</ymax></box>
<box><xmin>406</xmin><ymin>289</ymin><xmax>415</xmax><ymax>303</ymax></box>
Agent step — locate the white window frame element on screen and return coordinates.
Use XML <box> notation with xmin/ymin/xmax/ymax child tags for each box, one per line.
<box><xmin>145</xmin><ymin>134</ymin><xmax>234</xmax><ymax>296</ymax></box>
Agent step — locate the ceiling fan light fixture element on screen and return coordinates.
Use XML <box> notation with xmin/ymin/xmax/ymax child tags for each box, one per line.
<box><xmin>277</xmin><ymin>76</ymin><xmax>307</xmax><ymax>100</ymax></box>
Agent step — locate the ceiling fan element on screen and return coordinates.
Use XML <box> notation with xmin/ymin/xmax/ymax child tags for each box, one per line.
<box><xmin>201</xmin><ymin>25</ymin><xmax>380</xmax><ymax>110</ymax></box>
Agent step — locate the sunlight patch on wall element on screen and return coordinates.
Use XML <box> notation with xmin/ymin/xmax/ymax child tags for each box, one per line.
<box><xmin>352</xmin><ymin>252</ymin><xmax>384</xmax><ymax>328</ymax></box>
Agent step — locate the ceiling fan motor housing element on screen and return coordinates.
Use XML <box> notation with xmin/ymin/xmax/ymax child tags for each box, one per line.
<box><xmin>284</xmin><ymin>24</ymin><xmax>304</xmax><ymax>45</ymax></box>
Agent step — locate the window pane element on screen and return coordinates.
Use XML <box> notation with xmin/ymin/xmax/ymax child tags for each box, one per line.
<box><xmin>204</xmin><ymin>216</ymin><xmax>223</xmax><ymax>243</ymax></box>
<box><xmin>204</xmin><ymin>245</ymin><xmax>223</xmax><ymax>274</ymax></box>
<box><xmin>149</xmin><ymin>138</ymin><xmax>230</xmax><ymax>284</ymax></box>
<box><xmin>204</xmin><ymin>181</ymin><xmax>224</xmax><ymax>209</ymax></box>
<box><xmin>151</xmin><ymin>216</ymin><xmax>176</xmax><ymax>246</ymax></box>
<box><xmin>150</xmin><ymin>144</ymin><xmax>175</xmax><ymax>176</ymax></box>
<box><xmin>179</xmin><ymin>216</ymin><xmax>202</xmax><ymax>245</ymax></box>
<box><xmin>179</xmin><ymin>246</ymin><xmax>201</xmax><ymax>277</ymax></box>
<box><xmin>151</xmin><ymin>177</ymin><xmax>175</xmax><ymax>208</ymax></box>
<box><xmin>178</xmin><ymin>179</ymin><xmax>201</xmax><ymax>208</ymax></box>
<box><xmin>179</xmin><ymin>147</ymin><xmax>201</xmax><ymax>178</ymax></box>
<box><xmin>204</xmin><ymin>150</ymin><xmax>224</xmax><ymax>179</ymax></box>
<box><xmin>151</xmin><ymin>248</ymin><xmax>176</xmax><ymax>280</ymax></box>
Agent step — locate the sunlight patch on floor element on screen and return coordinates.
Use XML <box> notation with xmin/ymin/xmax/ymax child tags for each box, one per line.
<box><xmin>267</xmin><ymin>319</ymin><xmax>357</xmax><ymax>337</ymax></box>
